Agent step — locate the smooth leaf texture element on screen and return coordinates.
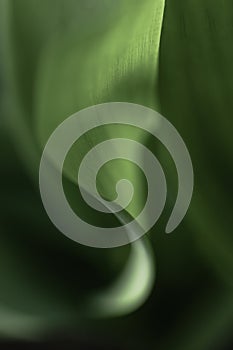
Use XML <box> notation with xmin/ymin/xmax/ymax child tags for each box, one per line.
<box><xmin>34</xmin><ymin>0</ymin><xmax>164</xmax><ymax>220</ymax></box>
<box><xmin>0</xmin><ymin>0</ymin><xmax>165</xmax><ymax>337</ymax></box>
<box><xmin>160</xmin><ymin>0</ymin><xmax>233</xmax><ymax>286</ymax></box>
<box><xmin>158</xmin><ymin>1</ymin><xmax>233</xmax><ymax>349</ymax></box>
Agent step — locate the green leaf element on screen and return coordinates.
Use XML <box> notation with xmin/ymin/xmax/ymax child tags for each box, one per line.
<box><xmin>33</xmin><ymin>1</ymin><xmax>164</xmax><ymax>217</ymax></box>
<box><xmin>159</xmin><ymin>0</ymin><xmax>233</xmax><ymax>284</ymax></box>
<box><xmin>0</xmin><ymin>0</ymin><xmax>165</xmax><ymax>335</ymax></box>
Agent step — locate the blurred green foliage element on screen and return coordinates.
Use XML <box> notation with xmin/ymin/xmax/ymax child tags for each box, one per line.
<box><xmin>0</xmin><ymin>0</ymin><xmax>233</xmax><ymax>349</ymax></box>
